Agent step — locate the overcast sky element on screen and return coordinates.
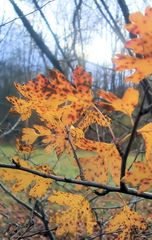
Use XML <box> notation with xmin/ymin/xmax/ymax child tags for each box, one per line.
<box><xmin>1</xmin><ymin>0</ymin><xmax>152</xmax><ymax>64</ymax></box>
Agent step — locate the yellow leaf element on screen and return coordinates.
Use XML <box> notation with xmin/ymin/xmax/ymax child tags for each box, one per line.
<box><xmin>113</xmin><ymin>7</ymin><xmax>152</xmax><ymax>83</ymax></box>
<box><xmin>138</xmin><ymin>122</ymin><xmax>152</xmax><ymax>165</ymax></box>
<box><xmin>98</xmin><ymin>88</ymin><xmax>139</xmax><ymax>116</ymax></box>
<box><xmin>16</xmin><ymin>138</ymin><xmax>33</xmax><ymax>153</ymax></box>
<box><xmin>0</xmin><ymin>156</ymin><xmax>52</xmax><ymax>197</ymax></box>
<box><xmin>48</xmin><ymin>191</ymin><xmax>96</xmax><ymax>237</ymax></box>
<box><xmin>106</xmin><ymin>206</ymin><xmax>147</xmax><ymax>239</ymax></box>
<box><xmin>123</xmin><ymin>162</ymin><xmax>152</xmax><ymax>192</ymax></box>
<box><xmin>7</xmin><ymin>96</ymin><xmax>32</xmax><ymax>121</ymax></box>
<box><xmin>78</xmin><ymin>108</ymin><xmax>111</xmax><ymax>130</ymax></box>
<box><xmin>113</xmin><ymin>54</ymin><xmax>152</xmax><ymax>83</ymax></box>
<box><xmin>22</xmin><ymin>128</ymin><xmax>39</xmax><ymax>144</ymax></box>
<box><xmin>70</xmin><ymin>127</ymin><xmax>121</xmax><ymax>185</ymax></box>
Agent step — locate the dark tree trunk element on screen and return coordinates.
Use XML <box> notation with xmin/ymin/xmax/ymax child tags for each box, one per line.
<box><xmin>9</xmin><ymin>0</ymin><xmax>63</xmax><ymax>73</ymax></box>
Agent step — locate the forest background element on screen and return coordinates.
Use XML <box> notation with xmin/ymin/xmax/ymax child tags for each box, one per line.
<box><xmin>0</xmin><ymin>0</ymin><xmax>152</xmax><ymax>239</ymax></box>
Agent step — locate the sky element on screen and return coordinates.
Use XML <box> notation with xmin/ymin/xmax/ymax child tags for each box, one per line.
<box><xmin>1</xmin><ymin>0</ymin><xmax>152</xmax><ymax>65</ymax></box>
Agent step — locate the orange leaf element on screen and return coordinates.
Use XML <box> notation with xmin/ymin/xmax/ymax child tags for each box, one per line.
<box><xmin>77</xmin><ymin>108</ymin><xmax>111</xmax><ymax>130</ymax></box>
<box><xmin>48</xmin><ymin>191</ymin><xmax>96</xmax><ymax>237</ymax></box>
<box><xmin>16</xmin><ymin>138</ymin><xmax>33</xmax><ymax>153</ymax></box>
<box><xmin>113</xmin><ymin>7</ymin><xmax>152</xmax><ymax>83</ymax></box>
<box><xmin>98</xmin><ymin>88</ymin><xmax>139</xmax><ymax>116</ymax></box>
<box><xmin>70</xmin><ymin>127</ymin><xmax>121</xmax><ymax>185</ymax></box>
<box><xmin>106</xmin><ymin>205</ymin><xmax>147</xmax><ymax>239</ymax></box>
<box><xmin>123</xmin><ymin>162</ymin><xmax>152</xmax><ymax>192</ymax></box>
<box><xmin>7</xmin><ymin>96</ymin><xmax>32</xmax><ymax>121</ymax></box>
<box><xmin>0</xmin><ymin>156</ymin><xmax>52</xmax><ymax>197</ymax></box>
<box><xmin>113</xmin><ymin>54</ymin><xmax>152</xmax><ymax>83</ymax></box>
<box><xmin>138</xmin><ymin>122</ymin><xmax>152</xmax><ymax>165</ymax></box>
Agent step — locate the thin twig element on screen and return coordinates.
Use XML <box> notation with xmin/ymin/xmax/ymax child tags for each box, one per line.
<box><xmin>66</xmin><ymin>127</ymin><xmax>85</xmax><ymax>180</ymax></box>
<box><xmin>0</xmin><ymin>0</ymin><xmax>55</xmax><ymax>28</ymax></box>
<box><xmin>0</xmin><ymin>117</ymin><xmax>21</xmax><ymax>139</ymax></box>
<box><xmin>0</xmin><ymin>183</ymin><xmax>43</xmax><ymax>220</ymax></box>
<box><xmin>120</xmin><ymin>89</ymin><xmax>148</xmax><ymax>190</ymax></box>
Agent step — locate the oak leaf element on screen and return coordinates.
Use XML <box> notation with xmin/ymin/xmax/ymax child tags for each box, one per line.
<box><xmin>48</xmin><ymin>191</ymin><xmax>96</xmax><ymax>237</ymax></box>
<box><xmin>105</xmin><ymin>206</ymin><xmax>147</xmax><ymax>239</ymax></box>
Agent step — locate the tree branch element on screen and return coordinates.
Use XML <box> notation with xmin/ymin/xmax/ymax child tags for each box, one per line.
<box><xmin>9</xmin><ymin>0</ymin><xmax>63</xmax><ymax>72</ymax></box>
<box><xmin>0</xmin><ymin>1</ymin><xmax>54</xmax><ymax>28</ymax></box>
<box><xmin>32</xmin><ymin>0</ymin><xmax>73</xmax><ymax>71</ymax></box>
<box><xmin>0</xmin><ymin>117</ymin><xmax>21</xmax><ymax>139</ymax></box>
<box><xmin>67</xmin><ymin>127</ymin><xmax>85</xmax><ymax>180</ymax></box>
<box><xmin>120</xmin><ymin>89</ymin><xmax>147</xmax><ymax>190</ymax></box>
<box><xmin>0</xmin><ymin>163</ymin><xmax>152</xmax><ymax>199</ymax></box>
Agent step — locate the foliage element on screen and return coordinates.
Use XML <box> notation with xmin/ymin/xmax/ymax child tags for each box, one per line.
<box><xmin>0</xmin><ymin>6</ymin><xmax>152</xmax><ymax>240</ymax></box>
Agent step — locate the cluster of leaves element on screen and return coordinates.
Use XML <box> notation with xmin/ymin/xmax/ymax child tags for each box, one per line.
<box><xmin>1</xmin><ymin>6</ymin><xmax>152</xmax><ymax>240</ymax></box>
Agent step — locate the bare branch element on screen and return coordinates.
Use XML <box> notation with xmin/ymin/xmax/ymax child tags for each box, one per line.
<box><xmin>0</xmin><ymin>163</ymin><xmax>152</xmax><ymax>199</ymax></box>
<box><xmin>32</xmin><ymin>0</ymin><xmax>74</xmax><ymax>71</ymax></box>
<box><xmin>0</xmin><ymin>0</ymin><xmax>54</xmax><ymax>28</ymax></box>
<box><xmin>66</xmin><ymin>127</ymin><xmax>85</xmax><ymax>180</ymax></box>
<box><xmin>120</xmin><ymin>89</ymin><xmax>148</xmax><ymax>190</ymax></box>
<box><xmin>0</xmin><ymin>117</ymin><xmax>21</xmax><ymax>139</ymax></box>
<box><xmin>9</xmin><ymin>0</ymin><xmax>63</xmax><ymax>72</ymax></box>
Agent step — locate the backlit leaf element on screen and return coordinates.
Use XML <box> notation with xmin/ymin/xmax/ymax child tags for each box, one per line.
<box><xmin>48</xmin><ymin>191</ymin><xmax>96</xmax><ymax>237</ymax></box>
<box><xmin>97</xmin><ymin>88</ymin><xmax>139</xmax><ymax>116</ymax></box>
<box><xmin>113</xmin><ymin>7</ymin><xmax>152</xmax><ymax>83</ymax></box>
<box><xmin>113</xmin><ymin>54</ymin><xmax>152</xmax><ymax>83</ymax></box>
<box><xmin>78</xmin><ymin>108</ymin><xmax>111</xmax><ymax>130</ymax></box>
<box><xmin>16</xmin><ymin>138</ymin><xmax>33</xmax><ymax>153</ymax></box>
<box><xmin>7</xmin><ymin>96</ymin><xmax>32</xmax><ymax>121</ymax></box>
